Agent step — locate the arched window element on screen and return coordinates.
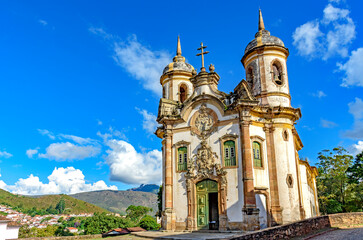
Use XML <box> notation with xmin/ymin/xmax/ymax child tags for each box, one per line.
<box><xmin>253</xmin><ymin>141</ymin><xmax>262</xmax><ymax>168</ymax></box>
<box><xmin>179</xmin><ymin>84</ymin><xmax>187</xmax><ymax>103</ymax></box>
<box><xmin>177</xmin><ymin>147</ymin><xmax>187</xmax><ymax>171</ymax></box>
<box><xmin>272</xmin><ymin>62</ymin><xmax>283</xmax><ymax>86</ymax></box>
<box><xmin>224</xmin><ymin>140</ymin><xmax>236</xmax><ymax>167</ymax></box>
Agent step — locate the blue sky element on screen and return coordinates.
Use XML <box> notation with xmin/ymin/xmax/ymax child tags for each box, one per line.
<box><xmin>0</xmin><ymin>0</ymin><xmax>362</xmax><ymax>195</ymax></box>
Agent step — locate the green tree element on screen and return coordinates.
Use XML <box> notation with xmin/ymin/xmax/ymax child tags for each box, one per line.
<box><xmin>316</xmin><ymin>147</ymin><xmax>354</xmax><ymax>214</ymax></box>
<box><xmin>347</xmin><ymin>151</ymin><xmax>363</xmax><ymax>184</ymax></box>
<box><xmin>345</xmin><ymin>151</ymin><xmax>363</xmax><ymax>212</ymax></box>
<box><xmin>126</xmin><ymin>205</ymin><xmax>152</xmax><ymax>223</ymax></box>
<box><xmin>55</xmin><ymin>198</ymin><xmax>66</xmax><ymax>214</ymax></box>
<box><xmin>138</xmin><ymin>215</ymin><xmax>160</xmax><ymax>230</ymax></box>
<box><xmin>84</xmin><ymin>213</ymin><xmax>132</xmax><ymax>234</ymax></box>
<box><xmin>156</xmin><ymin>185</ymin><xmax>162</xmax><ymax>218</ymax></box>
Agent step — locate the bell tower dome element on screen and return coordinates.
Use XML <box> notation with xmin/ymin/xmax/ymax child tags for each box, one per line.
<box><xmin>160</xmin><ymin>36</ymin><xmax>195</xmax><ymax>103</ymax></box>
<box><xmin>241</xmin><ymin>10</ymin><xmax>291</xmax><ymax>107</ymax></box>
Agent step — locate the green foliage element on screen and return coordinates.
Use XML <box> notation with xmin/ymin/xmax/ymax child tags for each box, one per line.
<box><xmin>126</xmin><ymin>205</ymin><xmax>152</xmax><ymax>223</ymax></box>
<box><xmin>19</xmin><ymin>225</ymin><xmax>58</xmax><ymax>238</ymax></box>
<box><xmin>317</xmin><ymin>147</ymin><xmax>362</xmax><ymax>214</ymax></box>
<box><xmin>138</xmin><ymin>215</ymin><xmax>160</xmax><ymax>230</ymax></box>
<box><xmin>84</xmin><ymin>212</ymin><xmax>132</xmax><ymax>235</ymax></box>
<box><xmin>55</xmin><ymin>198</ymin><xmax>66</xmax><ymax>214</ymax></box>
<box><xmin>156</xmin><ymin>185</ymin><xmax>162</xmax><ymax>217</ymax></box>
<box><xmin>347</xmin><ymin>152</ymin><xmax>363</xmax><ymax>184</ymax></box>
<box><xmin>0</xmin><ymin>211</ymin><xmax>7</xmax><ymax>216</ymax></box>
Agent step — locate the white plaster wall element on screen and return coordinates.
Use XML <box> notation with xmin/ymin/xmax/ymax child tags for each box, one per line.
<box><xmin>5</xmin><ymin>227</ymin><xmax>19</xmax><ymax>240</ymax></box>
<box><xmin>299</xmin><ymin>164</ymin><xmax>310</xmax><ymax>218</ymax></box>
<box><xmin>163</xmin><ymin>82</ymin><xmax>170</xmax><ymax>99</ymax></box>
<box><xmin>274</xmin><ymin>127</ymin><xmax>300</xmax><ymax>223</ymax></box>
<box><xmin>256</xmin><ymin>194</ymin><xmax>268</xmax><ymax>229</ymax></box>
<box><xmin>299</xmin><ymin>164</ymin><xmax>317</xmax><ymax>218</ymax></box>
<box><xmin>0</xmin><ymin>223</ymin><xmax>7</xmax><ymax>240</ymax></box>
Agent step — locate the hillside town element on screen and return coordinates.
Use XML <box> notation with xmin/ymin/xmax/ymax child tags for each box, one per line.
<box><xmin>0</xmin><ymin>205</ymin><xmax>93</xmax><ymax>229</ymax></box>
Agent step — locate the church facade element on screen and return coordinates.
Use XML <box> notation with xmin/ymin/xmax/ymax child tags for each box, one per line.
<box><xmin>155</xmin><ymin>10</ymin><xmax>319</xmax><ymax>231</ymax></box>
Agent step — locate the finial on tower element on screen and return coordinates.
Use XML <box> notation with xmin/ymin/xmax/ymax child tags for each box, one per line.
<box><xmin>258</xmin><ymin>9</ymin><xmax>265</xmax><ymax>31</ymax></box>
<box><xmin>176</xmin><ymin>35</ymin><xmax>182</xmax><ymax>56</ymax></box>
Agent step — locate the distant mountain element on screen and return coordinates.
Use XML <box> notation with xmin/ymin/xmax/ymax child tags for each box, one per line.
<box><xmin>0</xmin><ymin>189</ymin><xmax>108</xmax><ymax>214</ymax></box>
<box><xmin>127</xmin><ymin>184</ymin><xmax>160</xmax><ymax>194</ymax></box>
<box><xmin>71</xmin><ymin>190</ymin><xmax>157</xmax><ymax>215</ymax></box>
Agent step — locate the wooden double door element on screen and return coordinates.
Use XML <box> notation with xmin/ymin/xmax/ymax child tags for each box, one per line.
<box><xmin>196</xmin><ymin>179</ymin><xmax>219</xmax><ymax>230</ymax></box>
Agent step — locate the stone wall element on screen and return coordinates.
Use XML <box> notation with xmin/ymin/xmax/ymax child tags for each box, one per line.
<box><xmin>18</xmin><ymin>234</ymin><xmax>101</xmax><ymax>240</ymax></box>
<box><xmin>231</xmin><ymin>212</ymin><xmax>363</xmax><ymax>240</ymax></box>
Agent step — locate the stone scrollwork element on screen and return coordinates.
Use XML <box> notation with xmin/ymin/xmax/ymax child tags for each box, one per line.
<box><xmin>190</xmin><ymin>103</ymin><xmax>218</xmax><ymax>139</ymax></box>
<box><xmin>186</xmin><ymin>140</ymin><xmax>227</xmax><ymax>180</ymax></box>
<box><xmin>157</xmin><ymin>98</ymin><xmax>180</xmax><ymax>120</ymax></box>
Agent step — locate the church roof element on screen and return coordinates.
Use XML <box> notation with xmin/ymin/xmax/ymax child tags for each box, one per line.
<box><xmin>162</xmin><ymin>36</ymin><xmax>195</xmax><ymax>74</ymax></box>
<box><xmin>244</xmin><ymin>9</ymin><xmax>286</xmax><ymax>55</ymax></box>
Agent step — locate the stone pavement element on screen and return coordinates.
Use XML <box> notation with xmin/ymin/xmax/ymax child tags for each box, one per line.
<box><xmin>131</xmin><ymin>231</ymin><xmax>244</xmax><ymax>240</ymax></box>
<box><xmin>308</xmin><ymin>227</ymin><xmax>363</xmax><ymax>240</ymax></box>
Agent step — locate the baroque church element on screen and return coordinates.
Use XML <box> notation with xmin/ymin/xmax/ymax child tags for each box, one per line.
<box><xmin>155</xmin><ymin>10</ymin><xmax>319</xmax><ymax>231</ymax></box>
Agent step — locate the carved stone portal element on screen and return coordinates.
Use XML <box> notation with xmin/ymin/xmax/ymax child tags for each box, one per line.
<box><xmin>185</xmin><ymin>140</ymin><xmax>228</xmax><ymax>231</ymax></box>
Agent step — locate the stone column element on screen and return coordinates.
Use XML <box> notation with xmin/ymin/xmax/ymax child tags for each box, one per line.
<box><xmin>163</xmin><ymin>127</ymin><xmax>175</xmax><ymax>231</ymax></box>
<box><xmin>239</xmin><ymin>109</ymin><xmax>260</xmax><ymax>231</ymax></box>
<box><xmin>263</xmin><ymin>124</ymin><xmax>283</xmax><ymax>225</ymax></box>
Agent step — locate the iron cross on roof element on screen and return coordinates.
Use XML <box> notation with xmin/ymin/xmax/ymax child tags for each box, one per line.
<box><xmin>196</xmin><ymin>42</ymin><xmax>209</xmax><ymax>72</ymax></box>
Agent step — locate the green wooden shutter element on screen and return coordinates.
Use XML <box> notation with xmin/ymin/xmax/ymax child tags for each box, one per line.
<box><xmin>177</xmin><ymin>147</ymin><xmax>187</xmax><ymax>171</ymax></box>
<box><xmin>253</xmin><ymin>141</ymin><xmax>262</xmax><ymax>167</ymax></box>
<box><xmin>224</xmin><ymin>140</ymin><xmax>236</xmax><ymax>167</ymax></box>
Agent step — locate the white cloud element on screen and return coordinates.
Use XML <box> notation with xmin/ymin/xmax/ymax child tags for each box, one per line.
<box><xmin>38</xmin><ymin>129</ymin><xmax>56</xmax><ymax>140</ymax></box>
<box><xmin>104</xmin><ymin>139</ymin><xmax>161</xmax><ymax>185</ymax></box>
<box><xmin>90</xmin><ymin>28</ymin><xmax>171</xmax><ymax>96</ymax></box>
<box><xmin>136</xmin><ymin>108</ymin><xmax>158</xmax><ymax>135</ymax></box>
<box><xmin>343</xmin><ymin>98</ymin><xmax>363</xmax><ymax>139</ymax></box>
<box><xmin>293</xmin><ymin>21</ymin><xmax>323</xmax><ymax>57</ymax></box>
<box><xmin>38</xmin><ymin>142</ymin><xmax>101</xmax><ymax>161</ymax></box>
<box><xmin>97</xmin><ymin>120</ymin><xmax>103</xmax><ymax>125</ymax></box>
<box><xmin>328</xmin><ymin>0</ymin><xmax>343</xmax><ymax>4</ymax></box>
<box><xmin>97</xmin><ymin>126</ymin><xmax>127</xmax><ymax>142</ymax></box>
<box><xmin>0</xmin><ymin>167</ymin><xmax>117</xmax><ymax>195</ymax></box>
<box><xmin>0</xmin><ymin>151</ymin><xmax>12</xmax><ymax>158</ymax></box>
<box><xmin>26</xmin><ymin>148</ymin><xmax>39</xmax><ymax>158</ymax></box>
<box><xmin>321</xmin><ymin>119</ymin><xmax>338</xmax><ymax>128</ymax></box>
<box><xmin>292</xmin><ymin>4</ymin><xmax>355</xmax><ymax>60</ymax></box>
<box><xmin>322</xmin><ymin>4</ymin><xmax>349</xmax><ymax>24</ymax></box>
<box><xmin>349</xmin><ymin>141</ymin><xmax>363</xmax><ymax>155</ymax></box>
<box><xmin>312</xmin><ymin>90</ymin><xmax>327</xmax><ymax>98</ymax></box>
<box><xmin>338</xmin><ymin>48</ymin><xmax>363</xmax><ymax>87</ymax></box>
<box><xmin>38</xmin><ymin>19</ymin><xmax>48</xmax><ymax>26</ymax></box>
<box><xmin>59</xmin><ymin>134</ymin><xmax>97</xmax><ymax>145</ymax></box>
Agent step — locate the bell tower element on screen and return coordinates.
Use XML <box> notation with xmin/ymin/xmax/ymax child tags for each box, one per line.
<box><xmin>160</xmin><ymin>36</ymin><xmax>195</xmax><ymax>103</ymax></box>
<box><xmin>242</xmin><ymin>9</ymin><xmax>291</xmax><ymax>107</ymax></box>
